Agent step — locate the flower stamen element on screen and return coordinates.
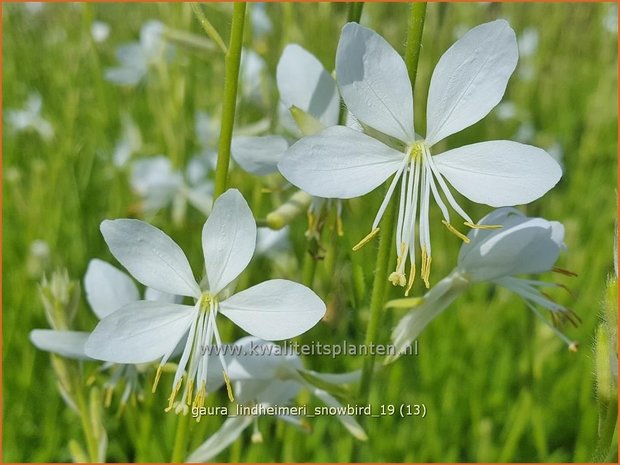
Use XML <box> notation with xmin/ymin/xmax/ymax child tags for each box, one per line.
<box><xmin>442</xmin><ymin>220</ymin><xmax>470</xmax><ymax>243</ymax></box>
<box><xmin>464</xmin><ymin>221</ymin><xmax>503</xmax><ymax>230</ymax></box>
<box><xmin>352</xmin><ymin>227</ymin><xmax>380</xmax><ymax>251</ymax></box>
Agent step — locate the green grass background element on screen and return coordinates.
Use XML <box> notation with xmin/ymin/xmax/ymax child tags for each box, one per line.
<box><xmin>2</xmin><ymin>2</ymin><xmax>618</xmax><ymax>462</ymax></box>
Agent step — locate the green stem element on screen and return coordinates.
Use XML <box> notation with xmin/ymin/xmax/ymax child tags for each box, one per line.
<box><xmin>302</xmin><ymin>245</ymin><xmax>318</xmax><ymax>287</ymax></box>
<box><xmin>404</xmin><ymin>3</ymin><xmax>427</xmax><ymax>89</ymax></box>
<box><xmin>73</xmin><ymin>381</ymin><xmax>100</xmax><ymax>461</ymax></box>
<box><xmin>347</xmin><ymin>2</ymin><xmax>364</xmax><ymax>23</ymax></box>
<box><xmin>593</xmin><ymin>398</ymin><xmax>618</xmax><ymax>461</ymax></box>
<box><xmin>190</xmin><ymin>3</ymin><xmax>227</xmax><ymax>54</ymax></box>
<box><xmin>171</xmin><ymin>413</ymin><xmax>191</xmax><ymax>462</ymax></box>
<box><xmin>213</xmin><ymin>2</ymin><xmax>246</xmax><ymax>200</ymax></box>
<box><xmin>357</xmin><ymin>0</ymin><xmax>427</xmax><ymax>405</ymax></box>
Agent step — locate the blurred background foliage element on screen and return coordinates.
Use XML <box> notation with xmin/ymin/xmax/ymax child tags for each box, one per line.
<box><xmin>2</xmin><ymin>2</ymin><xmax>617</xmax><ymax>462</ymax></box>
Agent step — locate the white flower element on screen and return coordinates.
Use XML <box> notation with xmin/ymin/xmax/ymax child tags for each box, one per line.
<box><xmin>5</xmin><ymin>93</ymin><xmax>54</xmax><ymax>141</ymax></box>
<box><xmin>250</xmin><ymin>3</ymin><xmax>273</xmax><ymax>39</ymax></box>
<box><xmin>278</xmin><ymin>21</ymin><xmax>562</xmax><ymax>293</ymax></box>
<box><xmin>112</xmin><ymin>115</ymin><xmax>142</xmax><ymax>168</ymax></box>
<box><xmin>84</xmin><ymin>189</ymin><xmax>326</xmax><ymax>413</ymax></box>
<box><xmin>240</xmin><ymin>49</ymin><xmax>268</xmax><ymax>104</ymax></box>
<box><xmin>105</xmin><ymin>20</ymin><xmax>170</xmax><ymax>86</ymax></box>
<box><xmin>187</xmin><ymin>337</ymin><xmax>365</xmax><ymax>462</ymax></box>
<box><xmin>232</xmin><ymin>44</ymin><xmax>346</xmax><ymax>237</ymax></box>
<box><xmin>130</xmin><ymin>155</ymin><xmax>214</xmax><ymax>223</ymax></box>
<box><xmin>30</xmin><ymin>259</ymin><xmax>179</xmax><ymax>405</ymax></box>
<box><xmin>390</xmin><ymin>208</ymin><xmax>577</xmax><ymax>360</ymax></box>
<box><xmin>91</xmin><ymin>21</ymin><xmax>111</xmax><ymax>44</ymax></box>
<box><xmin>256</xmin><ymin>226</ymin><xmax>290</xmax><ymax>258</ymax></box>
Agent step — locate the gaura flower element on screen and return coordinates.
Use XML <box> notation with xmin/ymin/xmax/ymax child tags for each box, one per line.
<box><xmin>187</xmin><ymin>337</ymin><xmax>366</xmax><ymax>462</ymax></box>
<box><xmin>84</xmin><ymin>189</ymin><xmax>326</xmax><ymax>413</ymax></box>
<box><xmin>232</xmin><ymin>44</ymin><xmax>346</xmax><ymax>237</ymax></box>
<box><xmin>5</xmin><ymin>92</ymin><xmax>54</xmax><ymax>141</ymax></box>
<box><xmin>130</xmin><ymin>154</ymin><xmax>214</xmax><ymax>224</ymax></box>
<box><xmin>30</xmin><ymin>259</ymin><xmax>179</xmax><ymax>406</ymax></box>
<box><xmin>279</xmin><ymin>21</ymin><xmax>562</xmax><ymax>292</ymax></box>
<box><xmin>105</xmin><ymin>20</ymin><xmax>171</xmax><ymax>86</ymax></box>
<box><xmin>388</xmin><ymin>208</ymin><xmax>578</xmax><ymax>361</ymax></box>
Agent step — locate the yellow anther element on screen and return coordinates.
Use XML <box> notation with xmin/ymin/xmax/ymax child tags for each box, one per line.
<box><xmin>192</xmin><ymin>382</ymin><xmax>207</xmax><ymax>411</ymax></box>
<box><xmin>568</xmin><ymin>341</ymin><xmax>579</xmax><ymax>352</ymax></box>
<box><xmin>405</xmin><ymin>266</ymin><xmax>416</xmax><ymax>296</ymax></box>
<box><xmin>186</xmin><ymin>380</ymin><xmax>194</xmax><ymax>406</ymax></box>
<box><xmin>152</xmin><ymin>365</ymin><xmax>163</xmax><ymax>393</ymax></box>
<box><xmin>389</xmin><ymin>272</ymin><xmax>406</xmax><ymax>287</ymax></box>
<box><xmin>165</xmin><ymin>380</ymin><xmax>182</xmax><ymax>412</ymax></box>
<box><xmin>223</xmin><ymin>371</ymin><xmax>235</xmax><ymax>402</ymax></box>
<box><xmin>420</xmin><ymin>247</ymin><xmax>432</xmax><ymax>289</ymax></box>
<box><xmin>464</xmin><ymin>221</ymin><xmax>503</xmax><ymax>230</ymax></box>
<box><xmin>352</xmin><ymin>227</ymin><xmax>380</xmax><ymax>251</ymax></box>
<box><xmin>442</xmin><ymin>220</ymin><xmax>470</xmax><ymax>243</ymax></box>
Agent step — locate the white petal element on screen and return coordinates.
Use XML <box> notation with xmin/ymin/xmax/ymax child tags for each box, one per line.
<box><xmin>433</xmin><ymin>140</ymin><xmax>562</xmax><ymax>207</ymax></box>
<box><xmin>30</xmin><ymin>330</ymin><xmax>91</xmax><ymax>360</ymax></box>
<box><xmin>220</xmin><ymin>279</ymin><xmax>325</xmax><ymax>341</ymax></box>
<box><xmin>84</xmin><ymin>259</ymin><xmax>140</xmax><ymax>319</ymax></box>
<box><xmin>278</xmin><ymin>125</ymin><xmax>403</xmax><ymax>199</ymax></box>
<box><xmin>186</xmin><ymin>417</ymin><xmax>253</xmax><ymax>463</ymax></box>
<box><xmin>313</xmin><ymin>389</ymin><xmax>368</xmax><ymax>441</ymax></box>
<box><xmin>100</xmin><ymin>219</ymin><xmax>200</xmax><ymax>297</ymax></box>
<box><xmin>231</xmin><ymin>135</ymin><xmax>289</xmax><ymax>176</ymax></box>
<box><xmin>425</xmin><ymin>20</ymin><xmax>518</xmax><ymax>145</ymax></box>
<box><xmin>336</xmin><ymin>23</ymin><xmax>414</xmax><ymax>142</ymax></box>
<box><xmin>459</xmin><ymin>217</ymin><xmax>564</xmax><ymax>282</ymax></box>
<box><xmin>144</xmin><ymin>287</ymin><xmax>182</xmax><ymax>304</ymax></box>
<box><xmin>202</xmin><ymin>189</ymin><xmax>256</xmax><ymax>294</ymax></box>
<box><xmin>277</xmin><ymin>44</ymin><xmax>340</xmax><ymax>127</ymax></box>
<box><xmin>84</xmin><ymin>301</ymin><xmax>196</xmax><ymax>364</ymax></box>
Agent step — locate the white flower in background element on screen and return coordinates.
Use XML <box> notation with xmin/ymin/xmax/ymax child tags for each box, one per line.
<box><xmin>187</xmin><ymin>337</ymin><xmax>366</xmax><ymax>462</ymax></box>
<box><xmin>233</xmin><ymin>44</ymin><xmax>346</xmax><ymax>237</ymax></box>
<box><xmin>240</xmin><ymin>49</ymin><xmax>268</xmax><ymax>103</ymax></box>
<box><xmin>250</xmin><ymin>3</ymin><xmax>272</xmax><ymax>39</ymax></box>
<box><xmin>30</xmin><ymin>259</ymin><xmax>179</xmax><ymax>406</ymax></box>
<box><xmin>518</xmin><ymin>27</ymin><xmax>539</xmax><ymax>58</ymax></box>
<box><xmin>112</xmin><ymin>115</ymin><xmax>142</xmax><ymax>168</ymax></box>
<box><xmin>256</xmin><ymin>226</ymin><xmax>290</xmax><ymax>258</ymax></box>
<box><xmin>105</xmin><ymin>20</ymin><xmax>171</xmax><ymax>86</ymax></box>
<box><xmin>130</xmin><ymin>155</ymin><xmax>214</xmax><ymax>223</ymax></box>
<box><xmin>91</xmin><ymin>21</ymin><xmax>111</xmax><ymax>44</ymax></box>
<box><xmin>23</xmin><ymin>2</ymin><xmax>45</xmax><ymax>14</ymax></box>
<box><xmin>26</xmin><ymin>239</ymin><xmax>51</xmax><ymax>279</ymax></box>
<box><xmin>389</xmin><ymin>208</ymin><xmax>578</xmax><ymax>361</ymax></box>
<box><xmin>5</xmin><ymin>93</ymin><xmax>54</xmax><ymax>141</ymax></box>
<box><xmin>603</xmin><ymin>4</ymin><xmax>618</xmax><ymax>35</ymax></box>
<box><xmin>279</xmin><ymin>21</ymin><xmax>562</xmax><ymax>292</ymax></box>
<box><xmin>194</xmin><ymin>111</ymin><xmax>220</xmax><ymax>154</ymax></box>
<box><xmin>85</xmin><ymin>189</ymin><xmax>326</xmax><ymax>414</ymax></box>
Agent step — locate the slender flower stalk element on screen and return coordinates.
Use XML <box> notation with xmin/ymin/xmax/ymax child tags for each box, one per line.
<box><xmin>358</xmin><ymin>1</ymin><xmax>427</xmax><ymax>407</ymax></box>
<box><xmin>214</xmin><ymin>2</ymin><xmax>246</xmax><ymax>199</ymax></box>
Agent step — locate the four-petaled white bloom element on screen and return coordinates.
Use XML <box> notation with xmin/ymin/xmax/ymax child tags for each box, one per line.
<box><xmin>187</xmin><ymin>337</ymin><xmax>366</xmax><ymax>462</ymax></box>
<box><xmin>105</xmin><ymin>20</ymin><xmax>171</xmax><ymax>86</ymax></box>
<box><xmin>5</xmin><ymin>93</ymin><xmax>54</xmax><ymax>141</ymax></box>
<box><xmin>279</xmin><ymin>21</ymin><xmax>562</xmax><ymax>293</ymax></box>
<box><xmin>390</xmin><ymin>208</ymin><xmax>577</xmax><ymax>360</ymax></box>
<box><xmin>84</xmin><ymin>189</ymin><xmax>326</xmax><ymax>413</ymax></box>
<box><xmin>130</xmin><ymin>154</ymin><xmax>214</xmax><ymax>224</ymax></box>
<box><xmin>30</xmin><ymin>259</ymin><xmax>179</xmax><ymax>406</ymax></box>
